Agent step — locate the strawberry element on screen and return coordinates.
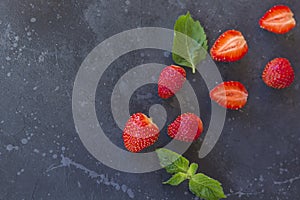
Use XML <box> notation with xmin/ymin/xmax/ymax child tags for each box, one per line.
<box><xmin>262</xmin><ymin>58</ymin><xmax>295</xmax><ymax>89</ymax></box>
<box><xmin>158</xmin><ymin>65</ymin><xmax>186</xmax><ymax>99</ymax></box>
<box><xmin>210</xmin><ymin>30</ymin><xmax>248</xmax><ymax>62</ymax></box>
<box><xmin>168</xmin><ymin>113</ymin><xmax>203</xmax><ymax>142</ymax></box>
<box><xmin>259</xmin><ymin>5</ymin><xmax>296</xmax><ymax>34</ymax></box>
<box><xmin>123</xmin><ymin>113</ymin><xmax>159</xmax><ymax>153</ymax></box>
<box><xmin>210</xmin><ymin>81</ymin><xmax>248</xmax><ymax>110</ymax></box>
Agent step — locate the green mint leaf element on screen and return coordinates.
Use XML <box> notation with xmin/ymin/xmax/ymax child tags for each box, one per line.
<box><xmin>172</xmin><ymin>11</ymin><xmax>208</xmax><ymax>73</ymax></box>
<box><xmin>156</xmin><ymin>148</ymin><xmax>189</xmax><ymax>174</ymax></box>
<box><xmin>187</xmin><ymin>163</ymin><xmax>198</xmax><ymax>177</ymax></box>
<box><xmin>189</xmin><ymin>173</ymin><xmax>227</xmax><ymax>200</ymax></box>
<box><xmin>163</xmin><ymin>172</ymin><xmax>188</xmax><ymax>186</ymax></box>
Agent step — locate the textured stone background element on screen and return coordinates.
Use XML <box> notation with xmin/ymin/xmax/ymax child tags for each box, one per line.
<box><xmin>0</xmin><ymin>0</ymin><xmax>299</xmax><ymax>199</ymax></box>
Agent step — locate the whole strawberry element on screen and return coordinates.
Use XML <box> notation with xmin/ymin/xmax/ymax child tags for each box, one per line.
<box><xmin>158</xmin><ymin>65</ymin><xmax>186</xmax><ymax>99</ymax></box>
<box><xmin>123</xmin><ymin>113</ymin><xmax>159</xmax><ymax>153</ymax></box>
<box><xmin>168</xmin><ymin>113</ymin><xmax>203</xmax><ymax>142</ymax></box>
<box><xmin>262</xmin><ymin>58</ymin><xmax>295</xmax><ymax>89</ymax></box>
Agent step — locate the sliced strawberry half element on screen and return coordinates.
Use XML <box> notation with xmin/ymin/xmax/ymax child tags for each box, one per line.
<box><xmin>210</xmin><ymin>81</ymin><xmax>249</xmax><ymax>110</ymax></box>
<box><xmin>210</xmin><ymin>30</ymin><xmax>248</xmax><ymax>62</ymax></box>
<box><xmin>259</xmin><ymin>5</ymin><xmax>296</xmax><ymax>34</ymax></box>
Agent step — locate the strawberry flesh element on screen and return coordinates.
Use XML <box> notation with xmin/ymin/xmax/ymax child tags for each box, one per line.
<box><xmin>210</xmin><ymin>81</ymin><xmax>248</xmax><ymax>110</ymax></box>
<box><xmin>210</xmin><ymin>30</ymin><xmax>248</xmax><ymax>62</ymax></box>
<box><xmin>262</xmin><ymin>58</ymin><xmax>295</xmax><ymax>89</ymax></box>
<box><xmin>123</xmin><ymin>113</ymin><xmax>159</xmax><ymax>153</ymax></box>
<box><xmin>259</xmin><ymin>5</ymin><xmax>296</xmax><ymax>34</ymax></box>
<box><xmin>158</xmin><ymin>65</ymin><xmax>186</xmax><ymax>99</ymax></box>
<box><xmin>168</xmin><ymin>113</ymin><xmax>203</xmax><ymax>142</ymax></box>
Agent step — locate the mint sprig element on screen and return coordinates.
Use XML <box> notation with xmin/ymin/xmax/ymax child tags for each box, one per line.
<box><xmin>172</xmin><ymin>12</ymin><xmax>208</xmax><ymax>74</ymax></box>
<box><xmin>156</xmin><ymin>148</ymin><xmax>226</xmax><ymax>200</ymax></box>
<box><xmin>156</xmin><ymin>148</ymin><xmax>189</xmax><ymax>174</ymax></box>
<box><xmin>163</xmin><ymin>172</ymin><xmax>187</xmax><ymax>186</ymax></box>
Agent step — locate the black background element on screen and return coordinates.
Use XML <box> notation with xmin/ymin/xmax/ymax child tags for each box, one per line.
<box><xmin>0</xmin><ymin>0</ymin><xmax>299</xmax><ymax>199</ymax></box>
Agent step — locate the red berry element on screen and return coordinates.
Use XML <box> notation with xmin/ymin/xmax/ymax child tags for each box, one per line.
<box><xmin>262</xmin><ymin>58</ymin><xmax>295</xmax><ymax>89</ymax></box>
<box><xmin>168</xmin><ymin>113</ymin><xmax>203</xmax><ymax>142</ymax></box>
<box><xmin>259</xmin><ymin>5</ymin><xmax>296</xmax><ymax>34</ymax></box>
<box><xmin>123</xmin><ymin>113</ymin><xmax>159</xmax><ymax>153</ymax></box>
<box><xmin>210</xmin><ymin>30</ymin><xmax>248</xmax><ymax>62</ymax></box>
<box><xmin>158</xmin><ymin>65</ymin><xmax>186</xmax><ymax>99</ymax></box>
<box><xmin>210</xmin><ymin>81</ymin><xmax>248</xmax><ymax>110</ymax></box>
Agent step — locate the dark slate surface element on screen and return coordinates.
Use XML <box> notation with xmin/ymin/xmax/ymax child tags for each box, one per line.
<box><xmin>0</xmin><ymin>0</ymin><xmax>299</xmax><ymax>199</ymax></box>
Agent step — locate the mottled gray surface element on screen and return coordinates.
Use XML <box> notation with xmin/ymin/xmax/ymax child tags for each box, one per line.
<box><xmin>0</xmin><ymin>0</ymin><xmax>299</xmax><ymax>200</ymax></box>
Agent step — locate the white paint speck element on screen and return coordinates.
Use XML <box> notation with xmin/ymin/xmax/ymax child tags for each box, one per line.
<box><xmin>56</xmin><ymin>14</ymin><xmax>62</xmax><ymax>20</ymax></box>
<box><xmin>121</xmin><ymin>184</ymin><xmax>127</xmax><ymax>192</ymax></box>
<box><xmin>259</xmin><ymin>175</ymin><xmax>264</xmax><ymax>182</ymax></box>
<box><xmin>38</xmin><ymin>54</ymin><xmax>45</xmax><ymax>63</ymax></box>
<box><xmin>77</xmin><ymin>181</ymin><xmax>82</xmax><ymax>188</ymax></box>
<box><xmin>21</xmin><ymin>138</ymin><xmax>28</xmax><ymax>145</ymax></box>
<box><xmin>52</xmin><ymin>154</ymin><xmax>58</xmax><ymax>159</ymax></box>
<box><xmin>42</xmin><ymin>153</ymin><xmax>46</xmax><ymax>157</ymax></box>
<box><xmin>6</xmin><ymin>56</ymin><xmax>11</xmax><ymax>61</ymax></box>
<box><xmin>127</xmin><ymin>188</ymin><xmax>135</xmax><ymax>198</ymax></box>
<box><xmin>6</xmin><ymin>144</ymin><xmax>14</xmax><ymax>151</ymax></box>
<box><xmin>27</xmin><ymin>32</ymin><xmax>32</xmax><ymax>36</ymax></box>
<box><xmin>30</xmin><ymin>18</ymin><xmax>36</xmax><ymax>23</ymax></box>
<box><xmin>33</xmin><ymin>86</ymin><xmax>38</xmax><ymax>91</ymax></box>
<box><xmin>125</xmin><ymin>0</ymin><xmax>130</xmax><ymax>5</ymax></box>
<box><xmin>61</xmin><ymin>146</ymin><xmax>66</xmax><ymax>151</ymax></box>
<box><xmin>33</xmin><ymin>149</ymin><xmax>40</xmax><ymax>153</ymax></box>
<box><xmin>6</xmin><ymin>144</ymin><xmax>18</xmax><ymax>151</ymax></box>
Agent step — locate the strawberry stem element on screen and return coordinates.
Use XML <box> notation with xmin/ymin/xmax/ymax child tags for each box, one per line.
<box><xmin>192</xmin><ymin>64</ymin><xmax>196</xmax><ymax>74</ymax></box>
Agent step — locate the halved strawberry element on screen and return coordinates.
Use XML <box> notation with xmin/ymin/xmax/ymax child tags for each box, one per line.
<box><xmin>158</xmin><ymin>65</ymin><xmax>186</xmax><ymax>99</ymax></box>
<box><xmin>168</xmin><ymin>113</ymin><xmax>203</xmax><ymax>142</ymax></box>
<box><xmin>262</xmin><ymin>58</ymin><xmax>295</xmax><ymax>89</ymax></box>
<box><xmin>210</xmin><ymin>81</ymin><xmax>248</xmax><ymax>110</ymax></box>
<box><xmin>210</xmin><ymin>30</ymin><xmax>248</xmax><ymax>62</ymax></box>
<box><xmin>123</xmin><ymin>113</ymin><xmax>159</xmax><ymax>153</ymax></box>
<box><xmin>259</xmin><ymin>5</ymin><xmax>296</xmax><ymax>34</ymax></box>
